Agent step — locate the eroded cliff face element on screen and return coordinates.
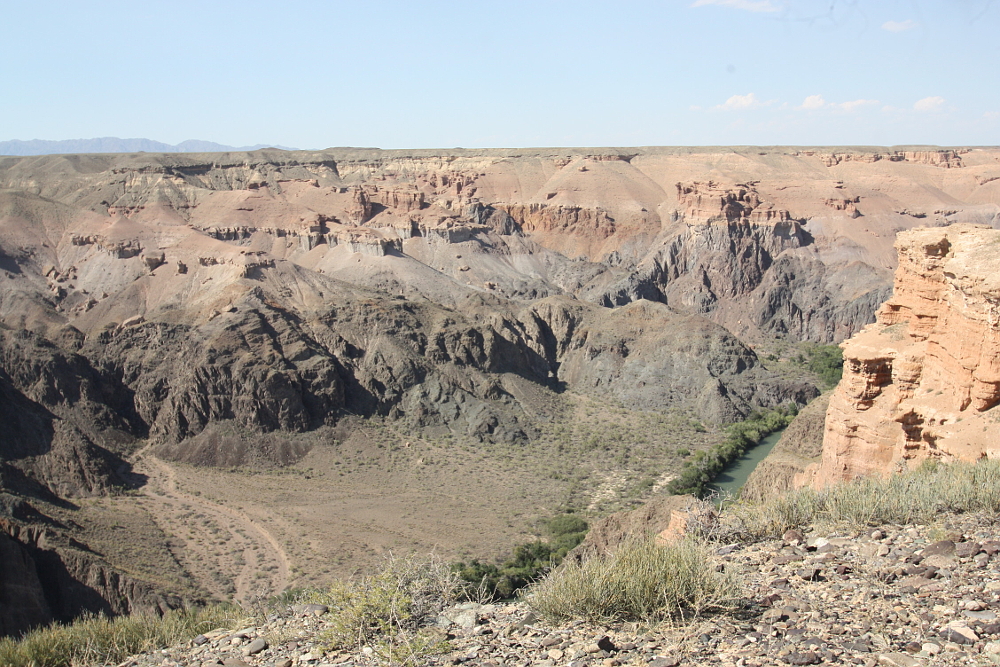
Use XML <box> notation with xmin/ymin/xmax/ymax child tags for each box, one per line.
<box><xmin>0</xmin><ymin>500</ymin><xmax>177</xmax><ymax>638</ymax></box>
<box><xmin>813</xmin><ymin>224</ymin><xmax>1000</xmax><ymax>486</ymax></box>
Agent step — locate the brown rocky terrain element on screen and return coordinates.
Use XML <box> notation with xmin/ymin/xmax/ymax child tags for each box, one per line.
<box><xmin>809</xmin><ymin>224</ymin><xmax>1000</xmax><ymax>488</ymax></box>
<box><xmin>119</xmin><ymin>512</ymin><xmax>1000</xmax><ymax>667</ymax></box>
<box><xmin>2</xmin><ymin>146</ymin><xmax>1000</xmax><ymax>636</ymax></box>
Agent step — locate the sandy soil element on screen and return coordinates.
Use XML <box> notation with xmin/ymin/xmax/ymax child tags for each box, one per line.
<box><xmin>130</xmin><ymin>445</ymin><xmax>291</xmax><ymax>604</ymax></box>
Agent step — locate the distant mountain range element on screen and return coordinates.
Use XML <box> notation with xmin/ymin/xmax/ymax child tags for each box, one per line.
<box><xmin>0</xmin><ymin>137</ymin><xmax>298</xmax><ymax>156</ymax></box>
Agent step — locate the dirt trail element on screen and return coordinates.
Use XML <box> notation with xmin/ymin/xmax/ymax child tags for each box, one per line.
<box><xmin>131</xmin><ymin>446</ymin><xmax>291</xmax><ymax>604</ymax></box>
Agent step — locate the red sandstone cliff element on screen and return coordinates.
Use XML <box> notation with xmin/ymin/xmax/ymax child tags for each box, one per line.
<box><xmin>813</xmin><ymin>224</ymin><xmax>1000</xmax><ymax>487</ymax></box>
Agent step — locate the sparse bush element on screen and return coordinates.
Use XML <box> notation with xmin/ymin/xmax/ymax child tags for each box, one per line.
<box><xmin>0</xmin><ymin>605</ymin><xmax>240</xmax><ymax>667</ymax></box>
<box><xmin>309</xmin><ymin>554</ymin><xmax>460</xmax><ymax>665</ymax></box>
<box><xmin>525</xmin><ymin>537</ymin><xmax>739</xmax><ymax>622</ymax></box>
<box><xmin>452</xmin><ymin>513</ymin><xmax>588</xmax><ymax>600</ymax></box>
<box><xmin>718</xmin><ymin>459</ymin><xmax>1000</xmax><ymax>541</ymax></box>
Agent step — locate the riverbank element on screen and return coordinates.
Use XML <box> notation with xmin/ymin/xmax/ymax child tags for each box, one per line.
<box><xmin>709</xmin><ymin>428</ymin><xmax>786</xmax><ymax>499</ymax></box>
<box><xmin>668</xmin><ymin>408</ymin><xmax>797</xmax><ymax>498</ymax></box>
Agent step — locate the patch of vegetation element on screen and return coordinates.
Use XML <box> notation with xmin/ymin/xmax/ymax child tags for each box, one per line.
<box><xmin>307</xmin><ymin>554</ymin><xmax>460</xmax><ymax>666</ymax></box>
<box><xmin>666</xmin><ymin>406</ymin><xmax>797</xmax><ymax>498</ymax></box>
<box><xmin>718</xmin><ymin>458</ymin><xmax>1000</xmax><ymax>542</ymax></box>
<box><xmin>451</xmin><ymin>513</ymin><xmax>589</xmax><ymax>600</ymax></box>
<box><xmin>524</xmin><ymin>536</ymin><xmax>739</xmax><ymax>622</ymax></box>
<box><xmin>802</xmin><ymin>344</ymin><xmax>844</xmax><ymax>389</ymax></box>
<box><xmin>0</xmin><ymin>605</ymin><xmax>240</xmax><ymax>667</ymax></box>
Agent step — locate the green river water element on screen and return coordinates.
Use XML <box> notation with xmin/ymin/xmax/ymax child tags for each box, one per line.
<box><xmin>708</xmin><ymin>427</ymin><xmax>786</xmax><ymax>499</ymax></box>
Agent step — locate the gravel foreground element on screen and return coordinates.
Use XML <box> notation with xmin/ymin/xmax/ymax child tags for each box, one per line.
<box><xmin>117</xmin><ymin>513</ymin><xmax>1000</xmax><ymax>667</ymax></box>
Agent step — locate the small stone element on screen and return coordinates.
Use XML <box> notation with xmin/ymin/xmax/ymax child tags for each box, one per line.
<box><xmin>221</xmin><ymin>660</ymin><xmax>250</xmax><ymax>667</ymax></box>
<box><xmin>939</xmin><ymin>625</ymin><xmax>977</xmax><ymax>645</ymax></box>
<box><xmin>806</xmin><ymin>537</ymin><xmax>830</xmax><ymax>551</ymax></box>
<box><xmin>985</xmin><ymin>640</ymin><xmax>1000</xmax><ymax>654</ymax></box>
<box><xmin>784</xmin><ymin>651</ymin><xmax>821</xmax><ymax>665</ymax></box>
<box><xmin>955</xmin><ymin>542</ymin><xmax>981</xmax><ymax>558</ymax></box>
<box><xmin>596</xmin><ymin>636</ymin><xmax>617</xmax><ymax>652</ymax></box>
<box><xmin>877</xmin><ymin>652</ymin><xmax>923</xmax><ymax>667</ymax></box>
<box><xmin>983</xmin><ymin>541</ymin><xmax>1000</xmax><ymax>555</ymax></box>
<box><xmin>548</xmin><ymin>649</ymin><xmax>565</xmax><ymax>661</ymax></box>
<box><xmin>275</xmin><ymin>660</ymin><xmax>293</xmax><ymax>667</ymax></box>
<box><xmin>920</xmin><ymin>540</ymin><xmax>955</xmax><ymax>558</ymax></box>
<box><xmin>245</xmin><ymin>638</ymin><xmax>268</xmax><ymax>655</ymax></box>
<box><xmin>193</xmin><ymin>634</ymin><xmax>209</xmax><ymax>646</ymax></box>
<box><xmin>920</xmin><ymin>642</ymin><xmax>941</xmax><ymax>656</ymax></box>
<box><xmin>648</xmin><ymin>657</ymin><xmax>680</xmax><ymax>667</ymax></box>
<box><xmin>960</xmin><ymin>599</ymin><xmax>988</xmax><ymax>611</ymax></box>
<box><xmin>871</xmin><ymin>529</ymin><xmax>885</xmax><ymax>540</ymax></box>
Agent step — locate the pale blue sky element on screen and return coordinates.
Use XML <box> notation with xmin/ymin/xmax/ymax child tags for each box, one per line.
<box><xmin>2</xmin><ymin>0</ymin><xmax>998</xmax><ymax>148</ymax></box>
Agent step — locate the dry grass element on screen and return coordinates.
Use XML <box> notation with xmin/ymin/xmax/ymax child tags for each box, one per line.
<box><xmin>0</xmin><ymin>605</ymin><xmax>241</xmax><ymax>667</ymax></box>
<box><xmin>718</xmin><ymin>458</ymin><xmax>1000</xmax><ymax>541</ymax></box>
<box><xmin>307</xmin><ymin>554</ymin><xmax>461</xmax><ymax>666</ymax></box>
<box><xmin>524</xmin><ymin>537</ymin><xmax>740</xmax><ymax>623</ymax></box>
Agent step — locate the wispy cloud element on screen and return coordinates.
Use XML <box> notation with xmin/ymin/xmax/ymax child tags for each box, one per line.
<box><xmin>798</xmin><ymin>94</ymin><xmax>826</xmax><ymax>110</ymax></box>
<box><xmin>882</xmin><ymin>19</ymin><xmax>917</xmax><ymax>32</ymax></box>
<box><xmin>691</xmin><ymin>0</ymin><xmax>781</xmax><ymax>13</ymax></box>
<box><xmin>914</xmin><ymin>96</ymin><xmax>945</xmax><ymax>112</ymax></box>
<box><xmin>712</xmin><ymin>93</ymin><xmax>774</xmax><ymax>111</ymax></box>
<box><xmin>838</xmin><ymin>99</ymin><xmax>879</xmax><ymax>112</ymax></box>
<box><xmin>797</xmin><ymin>95</ymin><xmax>878</xmax><ymax>112</ymax></box>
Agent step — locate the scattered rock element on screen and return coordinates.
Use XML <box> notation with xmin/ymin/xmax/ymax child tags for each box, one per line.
<box><xmin>245</xmin><ymin>638</ymin><xmax>267</xmax><ymax>655</ymax></box>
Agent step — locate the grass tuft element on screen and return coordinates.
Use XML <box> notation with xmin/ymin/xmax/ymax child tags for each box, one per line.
<box><xmin>308</xmin><ymin>553</ymin><xmax>461</xmax><ymax>666</ymax></box>
<box><xmin>0</xmin><ymin>605</ymin><xmax>240</xmax><ymax>667</ymax></box>
<box><xmin>719</xmin><ymin>458</ymin><xmax>1000</xmax><ymax>541</ymax></box>
<box><xmin>524</xmin><ymin>537</ymin><xmax>740</xmax><ymax>623</ymax></box>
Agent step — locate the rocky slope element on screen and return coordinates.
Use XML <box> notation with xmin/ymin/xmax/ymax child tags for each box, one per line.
<box><xmin>811</xmin><ymin>224</ymin><xmax>1000</xmax><ymax>487</ymax></box>
<box><xmin>1</xmin><ymin>146</ymin><xmax>999</xmax><ymax>636</ymax></box>
<box><xmin>119</xmin><ymin>512</ymin><xmax>1000</xmax><ymax>667</ymax></box>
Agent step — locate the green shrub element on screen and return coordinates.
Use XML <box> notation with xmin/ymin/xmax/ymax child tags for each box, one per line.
<box><xmin>524</xmin><ymin>537</ymin><xmax>739</xmax><ymax>622</ymax></box>
<box><xmin>452</xmin><ymin>513</ymin><xmax>588</xmax><ymax>600</ymax></box>
<box><xmin>805</xmin><ymin>344</ymin><xmax>844</xmax><ymax>388</ymax></box>
<box><xmin>310</xmin><ymin>554</ymin><xmax>459</xmax><ymax>665</ymax></box>
<box><xmin>0</xmin><ymin>605</ymin><xmax>239</xmax><ymax>667</ymax></box>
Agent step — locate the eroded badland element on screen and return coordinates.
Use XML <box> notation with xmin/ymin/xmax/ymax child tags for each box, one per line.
<box><xmin>1</xmin><ymin>145</ymin><xmax>999</xmax><ymax>636</ymax></box>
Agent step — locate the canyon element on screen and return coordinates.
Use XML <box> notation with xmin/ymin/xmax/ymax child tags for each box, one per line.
<box><xmin>1</xmin><ymin>145</ymin><xmax>999</xmax><ymax>637</ymax></box>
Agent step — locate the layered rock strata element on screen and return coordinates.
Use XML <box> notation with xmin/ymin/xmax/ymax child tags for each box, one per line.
<box><xmin>814</xmin><ymin>224</ymin><xmax>1000</xmax><ymax>486</ymax></box>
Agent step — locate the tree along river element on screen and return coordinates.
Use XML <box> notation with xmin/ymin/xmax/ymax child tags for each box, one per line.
<box><xmin>708</xmin><ymin>427</ymin><xmax>786</xmax><ymax>500</ymax></box>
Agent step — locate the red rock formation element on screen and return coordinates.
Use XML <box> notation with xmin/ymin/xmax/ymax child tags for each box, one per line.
<box><xmin>676</xmin><ymin>181</ymin><xmax>791</xmax><ymax>224</ymax></box>
<box><xmin>813</xmin><ymin>224</ymin><xmax>1000</xmax><ymax>487</ymax></box>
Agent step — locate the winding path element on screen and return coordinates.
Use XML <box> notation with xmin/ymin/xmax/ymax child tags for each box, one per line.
<box><xmin>131</xmin><ymin>446</ymin><xmax>291</xmax><ymax>604</ymax></box>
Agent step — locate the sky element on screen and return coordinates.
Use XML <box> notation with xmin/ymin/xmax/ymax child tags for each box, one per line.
<box><xmin>1</xmin><ymin>0</ymin><xmax>998</xmax><ymax>149</ymax></box>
